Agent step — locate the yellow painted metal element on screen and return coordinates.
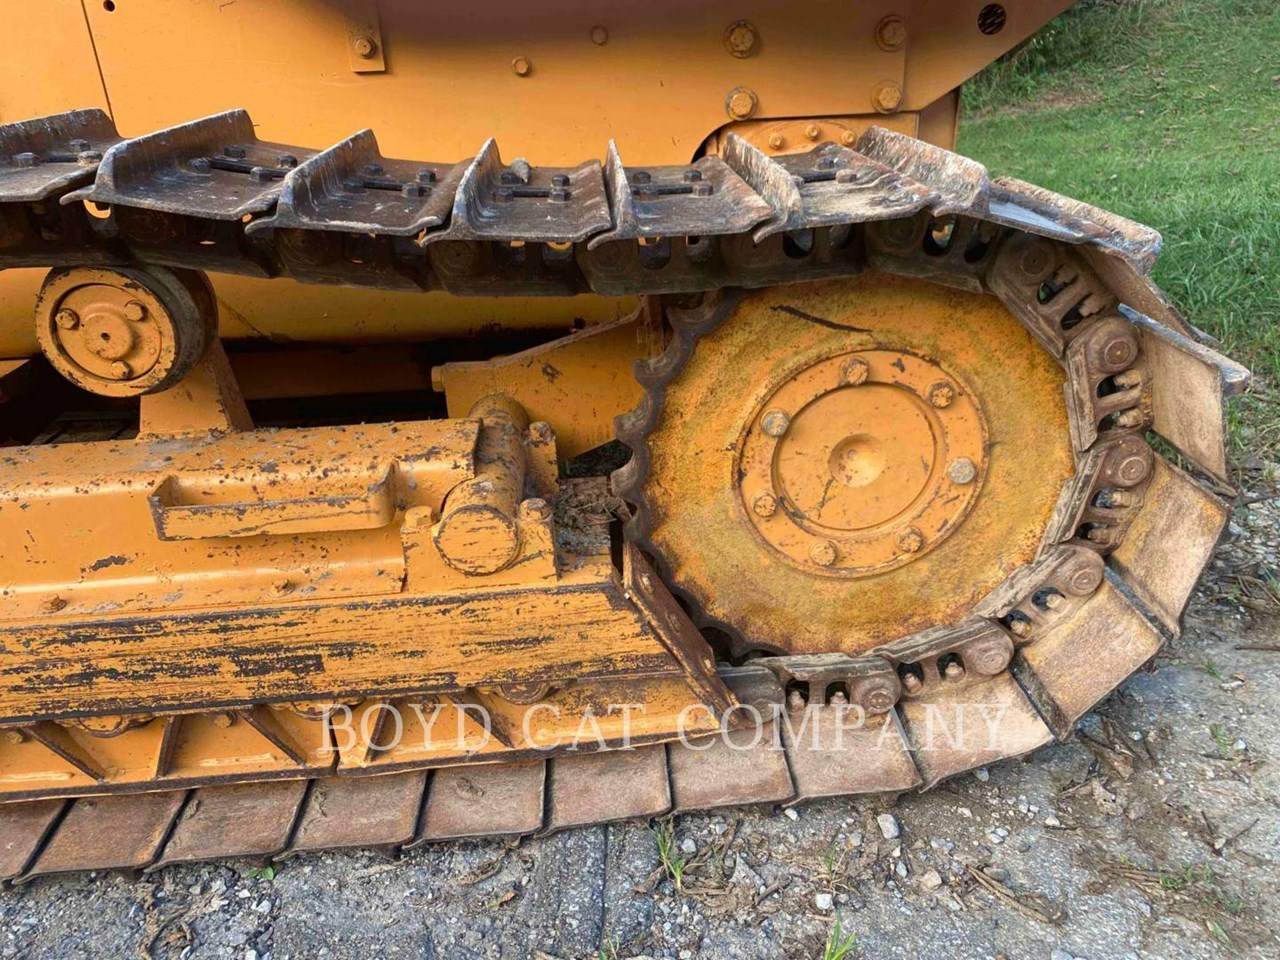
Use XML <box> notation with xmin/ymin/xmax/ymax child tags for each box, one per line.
<box><xmin>642</xmin><ymin>273</ymin><xmax>1076</xmax><ymax>655</ymax></box>
<box><xmin>0</xmin><ymin>0</ymin><xmax>1072</xmax><ymax>359</ymax></box>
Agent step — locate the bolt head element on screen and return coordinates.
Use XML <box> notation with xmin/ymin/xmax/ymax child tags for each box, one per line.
<box><xmin>768</xmin><ymin>133</ymin><xmax>785</xmax><ymax>150</ymax></box>
<box><xmin>123</xmin><ymin>300</ymin><xmax>147</xmax><ymax>322</ymax></box>
<box><xmin>724</xmin><ymin>20</ymin><xmax>759</xmax><ymax>58</ymax></box>
<box><xmin>726</xmin><ymin>86</ymin><xmax>759</xmax><ymax>120</ymax></box>
<box><xmin>927</xmin><ymin>381</ymin><xmax>955</xmax><ymax>408</ymax></box>
<box><xmin>809</xmin><ymin>539</ymin><xmax>837</xmax><ymax>566</ymax></box>
<box><xmin>751</xmin><ymin>491</ymin><xmax>778</xmax><ymax>518</ymax></box>
<box><xmin>897</xmin><ymin>528</ymin><xmax>924</xmax><ymax>554</ymax></box>
<box><xmin>872</xmin><ymin>80</ymin><xmax>904</xmax><ymax>114</ymax></box>
<box><xmin>1009</xmin><ymin>618</ymin><xmax>1032</xmax><ymax>638</ymax></box>
<box><xmin>512</xmin><ymin>56</ymin><xmax>533</xmax><ymax>76</ymax></box>
<box><xmin>841</xmin><ymin>131</ymin><xmax>857</xmax><ymax>146</ymax></box>
<box><xmin>55</xmin><ymin>308</ymin><xmax>80</xmax><ymax>330</ymax></box>
<box><xmin>590</xmin><ymin>25</ymin><xmax>609</xmax><ymax>45</ymax></box>
<box><xmin>944</xmin><ymin>660</ymin><xmax>966</xmax><ymax>682</ymax></box>
<box><xmin>901</xmin><ymin>672</ymin><xmax>923</xmax><ymax>694</ymax></box>
<box><xmin>863</xmin><ymin>683</ymin><xmax>895</xmax><ymax>714</ymax></box>
<box><xmin>948</xmin><ymin>457</ymin><xmax>978</xmax><ymax>485</ymax></box>
<box><xmin>353</xmin><ymin>35</ymin><xmax>377</xmax><ymax>59</ymax></box>
<box><xmin>212</xmin><ymin>712</ymin><xmax>234</xmax><ymax>729</ymax></box>
<box><xmin>109</xmin><ymin>360</ymin><xmax>132</xmax><ymax>379</ymax></box>
<box><xmin>760</xmin><ymin>408</ymin><xmax>791</xmax><ymax>437</ymax></box>
<box><xmin>1115</xmin><ymin>408</ymin><xmax>1145</xmax><ymax>428</ymax></box>
<box><xmin>839</xmin><ymin>357</ymin><xmax>870</xmax><ymax>386</ymax></box>
<box><xmin>804</xmin><ymin>123</ymin><xmax>821</xmax><ymax>141</ymax></box>
<box><xmin>875</xmin><ymin>15</ymin><xmax>908</xmax><ymax>50</ymax></box>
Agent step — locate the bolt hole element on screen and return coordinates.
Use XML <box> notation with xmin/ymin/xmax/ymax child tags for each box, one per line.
<box><xmin>963</xmin><ymin>229</ymin><xmax>994</xmax><ymax>264</ymax></box>
<box><xmin>829</xmin><ymin>223</ymin><xmax>855</xmax><ymax>250</ymax></box>
<box><xmin>100</xmin><ymin>332</ymin><xmax>110</xmax><ymax>341</ymax></box>
<box><xmin>684</xmin><ymin>235</ymin><xmax>713</xmax><ymax>263</ymax></box>
<box><xmin>782</xmin><ymin>229</ymin><xmax>815</xmax><ymax>259</ymax></box>
<box><xmin>922</xmin><ymin>216</ymin><xmax>956</xmax><ymax>256</ymax></box>
<box><xmin>978</xmin><ymin>3</ymin><xmax>1007</xmax><ymax>35</ymax></box>
<box><xmin>638</xmin><ymin>236</ymin><xmax>672</xmax><ymax>270</ymax></box>
<box><xmin>103</xmin><ymin>0</ymin><xmax>116</xmax><ymax>10</ymax></box>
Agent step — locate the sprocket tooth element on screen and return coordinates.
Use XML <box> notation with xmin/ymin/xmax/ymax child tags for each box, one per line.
<box><xmin>1011</xmin><ymin>573</ymin><xmax>1164</xmax><ymax>740</ymax></box>
<box><xmin>1129</xmin><ymin>312</ymin><xmax>1250</xmax><ymax>484</ymax></box>
<box><xmin>782</xmin><ymin>707</ymin><xmax>922</xmax><ymax>800</ymax></box>
<box><xmin>148</xmin><ymin>780</ymin><xmax>306</xmax><ymax>870</ymax></box>
<box><xmin>412</xmin><ymin>761</ymin><xmax>546</xmax><ymax>844</ymax></box>
<box><xmin>898</xmin><ymin>673</ymin><xmax>1052</xmax><ymax>789</ymax></box>
<box><xmin>18</xmin><ymin>791</ymin><xmax>185</xmax><ymax>881</ymax></box>
<box><xmin>1110</xmin><ymin>455</ymin><xmax>1231</xmax><ymax>634</ymax></box>
<box><xmin>543</xmin><ymin>745</ymin><xmax>671</xmax><ymax>834</ymax></box>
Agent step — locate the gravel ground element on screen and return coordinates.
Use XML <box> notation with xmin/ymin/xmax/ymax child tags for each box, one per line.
<box><xmin>2</xmin><ymin>486</ymin><xmax>1277</xmax><ymax>960</ymax></box>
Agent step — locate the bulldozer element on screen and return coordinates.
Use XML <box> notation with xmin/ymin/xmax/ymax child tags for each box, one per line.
<box><xmin>0</xmin><ymin>0</ymin><xmax>1249</xmax><ymax>879</ymax></box>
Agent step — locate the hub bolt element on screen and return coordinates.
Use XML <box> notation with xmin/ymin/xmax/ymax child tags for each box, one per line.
<box><xmin>726</xmin><ymin>86</ymin><xmax>759</xmax><ymax>120</ymax></box>
<box><xmin>872</xmin><ymin>80</ymin><xmax>904</xmax><ymax>114</ymax></box>
<box><xmin>839</xmin><ymin>357</ymin><xmax>870</xmax><ymax>386</ymax></box>
<box><xmin>760</xmin><ymin>408</ymin><xmax>791</xmax><ymax>437</ymax></box>
<box><xmin>948</xmin><ymin>457</ymin><xmax>977</xmax><ymax>485</ymax></box>
<box><xmin>353</xmin><ymin>35</ymin><xmax>377</xmax><ymax>59</ymax></box>
<box><xmin>897</xmin><ymin>527</ymin><xmax>924</xmax><ymax>554</ymax></box>
<box><xmin>109</xmin><ymin>361</ymin><xmax>132</xmax><ymax>379</ymax></box>
<box><xmin>751</xmin><ymin>491</ymin><xmax>778</xmax><ymax>518</ymax></box>
<box><xmin>123</xmin><ymin>300</ymin><xmax>147</xmax><ymax>322</ymax></box>
<box><xmin>55</xmin><ymin>308</ymin><xmax>80</xmax><ymax>330</ymax></box>
<box><xmin>875</xmin><ymin>15</ymin><xmax>908</xmax><ymax>51</ymax></box>
<box><xmin>724</xmin><ymin>20</ymin><xmax>759</xmax><ymax>58</ymax></box>
<box><xmin>927</xmin><ymin>381</ymin><xmax>955</xmax><ymax>408</ymax></box>
<box><xmin>809</xmin><ymin>539</ymin><xmax>837</xmax><ymax>566</ymax></box>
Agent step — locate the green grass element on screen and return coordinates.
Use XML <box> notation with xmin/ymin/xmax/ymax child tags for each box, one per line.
<box><xmin>960</xmin><ymin>0</ymin><xmax>1280</xmax><ymax>458</ymax></box>
<box><xmin>821</xmin><ymin>914</ymin><xmax>859</xmax><ymax>960</ymax></box>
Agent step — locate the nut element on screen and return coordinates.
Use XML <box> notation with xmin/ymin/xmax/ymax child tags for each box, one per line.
<box><xmin>875</xmin><ymin>15</ymin><xmax>908</xmax><ymax>50</ymax></box>
<box><xmin>511</xmin><ymin>56</ymin><xmax>533</xmax><ymax>77</ymax></box>
<box><xmin>123</xmin><ymin>300</ymin><xmax>147</xmax><ymax>322</ymax></box>
<box><xmin>927</xmin><ymin>381</ymin><xmax>955</xmax><ymax>408</ymax></box>
<box><xmin>897</xmin><ymin>527</ymin><xmax>924</xmax><ymax>554</ymax></box>
<box><xmin>723</xmin><ymin>20</ymin><xmax>759</xmax><ymax>58</ymax></box>
<box><xmin>55</xmin><ymin>308</ymin><xmax>80</xmax><ymax>330</ymax></box>
<box><xmin>726</xmin><ymin>86</ymin><xmax>759</xmax><ymax>120</ymax></box>
<box><xmin>943</xmin><ymin>659</ymin><xmax>966</xmax><ymax>682</ymax></box>
<box><xmin>751</xmin><ymin>491</ymin><xmax>778</xmax><ymax>518</ymax></box>
<box><xmin>948</xmin><ymin>457</ymin><xmax>977</xmax><ymax>485</ymax></box>
<box><xmin>839</xmin><ymin>357</ymin><xmax>870</xmax><ymax>386</ymax></box>
<box><xmin>804</xmin><ymin>123</ymin><xmax>821</xmax><ymax>141</ymax></box>
<box><xmin>768</xmin><ymin>133</ymin><xmax>786</xmax><ymax>150</ymax></box>
<box><xmin>353</xmin><ymin>35</ymin><xmax>377</xmax><ymax>59</ymax></box>
<box><xmin>872</xmin><ymin>80</ymin><xmax>904</xmax><ymax>114</ymax></box>
<box><xmin>590</xmin><ymin>25</ymin><xmax>609</xmax><ymax>45</ymax></box>
<box><xmin>1114</xmin><ymin>409</ymin><xmax>1145</xmax><ymax>428</ymax></box>
<box><xmin>109</xmin><ymin>360</ymin><xmax>132</xmax><ymax>379</ymax></box>
<box><xmin>760</xmin><ymin>408</ymin><xmax>791</xmax><ymax>437</ymax></box>
<box><xmin>841</xmin><ymin>131</ymin><xmax>857</xmax><ymax>146</ymax></box>
<box><xmin>901</xmin><ymin>672</ymin><xmax>923</xmax><ymax>694</ymax></box>
<box><xmin>809</xmin><ymin>539</ymin><xmax>838</xmax><ymax>566</ymax></box>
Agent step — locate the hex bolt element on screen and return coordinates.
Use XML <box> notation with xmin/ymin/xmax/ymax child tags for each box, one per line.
<box><xmin>211</xmin><ymin>712</ymin><xmax>235</xmax><ymax>729</ymax></box>
<box><xmin>682</xmin><ymin>168</ymin><xmax>702</xmax><ymax>183</ymax></box>
<box><xmin>55</xmin><ymin>308</ymin><xmax>80</xmax><ymax>330</ymax></box>
<box><xmin>68</xmin><ymin>138</ymin><xmax>90</xmax><ymax>152</ymax></box>
<box><xmin>872</xmin><ymin>80</ymin><xmax>904</xmax><ymax>114</ymax></box>
<box><xmin>875</xmin><ymin>15</ymin><xmax>908</xmax><ymax>50</ymax></box>
<box><xmin>723</xmin><ymin>20</ymin><xmax>759</xmax><ymax>58</ymax></box>
<box><xmin>631</xmin><ymin>170</ymin><xmax>652</xmax><ymax>185</ymax></box>
<box><xmin>1113</xmin><ymin>369</ymin><xmax>1143</xmax><ymax>389</ymax></box>
<box><xmin>947</xmin><ymin>457</ymin><xmax>977</xmax><ymax>485</ymax></box>
<box><xmin>520</xmin><ymin>497</ymin><xmax>552</xmax><ymax>522</ymax></box>
<box><xmin>249</xmin><ymin>166</ymin><xmax>272</xmax><ymax>183</ymax></box>
<box><xmin>1008</xmin><ymin>618</ymin><xmax>1032</xmax><ymax>639</ymax></box>
<box><xmin>804</xmin><ymin>123</ymin><xmax>821</xmax><ymax>141</ymax></box>
<box><xmin>123</xmin><ymin>300</ymin><xmax>147</xmax><ymax>322</ymax></box>
<box><xmin>691</xmin><ymin>182</ymin><xmax>713</xmax><ymax>197</ymax></box>
<box><xmin>841</xmin><ymin>131</ymin><xmax>857</xmax><ymax>146</ymax></box>
<box><xmin>927</xmin><ymin>381</ymin><xmax>955</xmax><ymax>408</ymax></box>
<box><xmin>78</xmin><ymin>150</ymin><xmax>103</xmax><ymax>164</ymax></box>
<box><xmin>190</xmin><ymin>157</ymin><xmax>212</xmax><ymax>174</ymax></box>
<box><xmin>726</xmin><ymin>86</ymin><xmax>759</xmax><ymax>121</ymax></box>
<box><xmin>402</xmin><ymin>183</ymin><xmax>427</xmax><ymax>198</ymax></box>
<box><xmin>590</xmin><ymin>25</ymin><xmax>609</xmax><ymax>45</ymax></box>
<box><xmin>1102</xmin><ymin>489</ymin><xmax>1135</xmax><ymax>508</ymax></box>
<box><xmin>278</xmin><ymin>153</ymin><xmax>298</xmax><ymax>169</ymax></box>
<box><xmin>353</xmin><ymin>35</ymin><xmax>377</xmax><ymax>59</ymax></box>
<box><xmin>787</xmin><ymin>688</ymin><xmax>807</xmax><ymax>711</ymax></box>
<box><xmin>863</xmin><ymin>684</ymin><xmax>896</xmax><ymax>714</ymax></box>
<box><xmin>809</xmin><ymin>539</ymin><xmax>837</xmax><ymax>567</ymax></box>
<box><xmin>897</xmin><ymin>527</ymin><xmax>924</xmax><ymax>554</ymax></box>
<box><xmin>512</xmin><ymin>56</ymin><xmax>533</xmax><ymax>77</ymax></box>
<box><xmin>901</xmin><ymin>672</ymin><xmax>923</xmax><ymax>694</ymax></box>
<box><xmin>1114</xmin><ymin>409</ymin><xmax>1145</xmax><ymax>428</ymax></box>
<box><xmin>1043</xmin><ymin>592</ymin><xmax>1064</xmax><ymax>610</ymax></box>
<box><xmin>551</xmin><ymin>173</ymin><xmax>570</xmax><ymax>187</ymax></box>
<box><xmin>417</xmin><ymin>169</ymin><xmax>437</xmax><ymax>184</ymax></box>
<box><xmin>839</xmin><ymin>357</ymin><xmax>870</xmax><ymax>386</ymax></box>
<box><xmin>943</xmin><ymin>660</ymin><xmax>966</xmax><ymax>682</ymax></box>
<box><xmin>549</xmin><ymin>187</ymin><xmax>571</xmax><ymax>203</ymax></box>
<box><xmin>751</xmin><ymin>491</ymin><xmax>778</xmax><ymax>518</ymax></box>
<box><xmin>109</xmin><ymin>360</ymin><xmax>132</xmax><ymax>379</ymax></box>
<box><xmin>760</xmin><ymin>408</ymin><xmax>790</xmax><ymax>437</ymax></box>
<box><xmin>224</xmin><ymin>145</ymin><xmax>247</xmax><ymax>159</ymax></box>
<box><xmin>768</xmin><ymin>133</ymin><xmax>786</xmax><ymax>150</ymax></box>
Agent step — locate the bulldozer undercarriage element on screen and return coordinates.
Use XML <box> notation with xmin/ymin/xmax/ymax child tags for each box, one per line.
<box><xmin>0</xmin><ymin>109</ymin><xmax>1248</xmax><ymax>881</ymax></box>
